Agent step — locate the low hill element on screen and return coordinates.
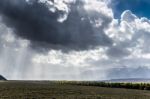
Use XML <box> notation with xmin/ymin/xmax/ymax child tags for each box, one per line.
<box><xmin>0</xmin><ymin>75</ymin><xmax>6</xmax><ymax>80</ymax></box>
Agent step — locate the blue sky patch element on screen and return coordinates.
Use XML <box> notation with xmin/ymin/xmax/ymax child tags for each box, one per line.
<box><xmin>113</xmin><ymin>0</ymin><xmax>150</xmax><ymax>19</ymax></box>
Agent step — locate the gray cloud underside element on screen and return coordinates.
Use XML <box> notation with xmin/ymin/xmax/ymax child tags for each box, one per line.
<box><xmin>106</xmin><ymin>67</ymin><xmax>150</xmax><ymax>79</ymax></box>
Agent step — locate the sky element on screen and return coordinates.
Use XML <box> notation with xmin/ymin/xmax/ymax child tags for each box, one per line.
<box><xmin>0</xmin><ymin>0</ymin><xmax>150</xmax><ymax>80</ymax></box>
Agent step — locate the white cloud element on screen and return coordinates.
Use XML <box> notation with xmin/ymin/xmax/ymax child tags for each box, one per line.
<box><xmin>37</xmin><ymin>0</ymin><xmax>75</xmax><ymax>22</ymax></box>
<box><xmin>32</xmin><ymin>47</ymin><xmax>108</xmax><ymax>67</ymax></box>
<box><xmin>83</xmin><ymin>0</ymin><xmax>113</xmax><ymax>18</ymax></box>
<box><xmin>105</xmin><ymin>9</ymin><xmax>150</xmax><ymax>72</ymax></box>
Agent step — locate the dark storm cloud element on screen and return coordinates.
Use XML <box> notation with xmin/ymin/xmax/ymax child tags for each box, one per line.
<box><xmin>0</xmin><ymin>0</ymin><xmax>113</xmax><ymax>51</ymax></box>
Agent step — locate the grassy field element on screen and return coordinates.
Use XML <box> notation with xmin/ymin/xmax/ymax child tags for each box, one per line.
<box><xmin>0</xmin><ymin>81</ymin><xmax>150</xmax><ymax>99</ymax></box>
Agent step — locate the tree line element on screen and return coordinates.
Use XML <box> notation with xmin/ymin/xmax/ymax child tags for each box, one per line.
<box><xmin>56</xmin><ymin>81</ymin><xmax>150</xmax><ymax>90</ymax></box>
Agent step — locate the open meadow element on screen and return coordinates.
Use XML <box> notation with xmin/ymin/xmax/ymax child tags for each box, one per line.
<box><xmin>0</xmin><ymin>81</ymin><xmax>150</xmax><ymax>99</ymax></box>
